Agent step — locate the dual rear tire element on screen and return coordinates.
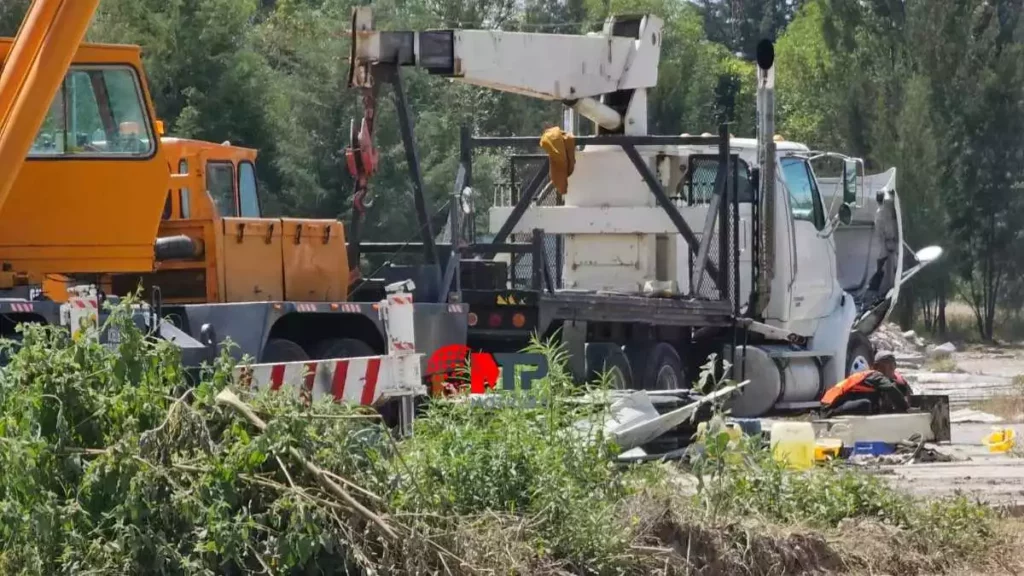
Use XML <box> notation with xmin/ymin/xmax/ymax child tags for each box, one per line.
<box><xmin>586</xmin><ymin>341</ymin><xmax>687</xmax><ymax>391</ymax></box>
<box><xmin>260</xmin><ymin>337</ymin><xmax>376</xmax><ymax>363</ymax></box>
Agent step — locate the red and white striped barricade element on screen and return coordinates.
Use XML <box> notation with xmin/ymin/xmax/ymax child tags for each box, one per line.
<box><xmin>231</xmin><ymin>286</ymin><xmax>422</xmax><ymax>406</ymax></box>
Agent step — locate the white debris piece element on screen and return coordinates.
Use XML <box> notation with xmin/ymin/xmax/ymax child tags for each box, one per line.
<box><xmin>871</xmin><ymin>322</ymin><xmax>927</xmax><ymax>354</ymax></box>
<box><xmin>927</xmin><ymin>342</ymin><xmax>957</xmax><ymax>359</ymax></box>
<box><xmin>951</xmin><ymin>408</ymin><xmax>1005</xmax><ymax>424</ymax></box>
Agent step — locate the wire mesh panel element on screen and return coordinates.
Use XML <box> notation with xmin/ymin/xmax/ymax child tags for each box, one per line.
<box><xmin>684</xmin><ymin>154</ymin><xmax>742</xmax><ymax>307</ymax></box>
<box><xmin>508</xmin><ymin>157</ymin><xmax>561</xmax><ymax>290</ymax></box>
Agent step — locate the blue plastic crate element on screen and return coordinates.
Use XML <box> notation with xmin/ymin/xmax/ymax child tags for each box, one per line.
<box><xmin>853</xmin><ymin>441</ymin><xmax>894</xmax><ymax>456</ymax></box>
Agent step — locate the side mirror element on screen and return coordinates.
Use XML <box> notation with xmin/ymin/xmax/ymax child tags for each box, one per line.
<box><xmin>838</xmin><ymin>203</ymin><xmax>853</xmax><ymax>226</ymax></box>
<box><xmin>842</xmin><ymin>159</ymin><xmax>858</xmax><ymax>205</ymax></box>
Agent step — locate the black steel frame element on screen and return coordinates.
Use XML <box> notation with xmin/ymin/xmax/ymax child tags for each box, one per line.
<box><xmin>447</xmin><ymin>123</ymin><xmax>738</xmax><ymax>306</ymax></box>
<box><xmin>351</xmin><ymin>65</ymin><xmax>741</xmax><ymax>318</ymax></box>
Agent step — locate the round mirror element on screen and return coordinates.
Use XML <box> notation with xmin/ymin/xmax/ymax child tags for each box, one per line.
<box><xmin>838</xmin><ymin>203</ymin><xmax>853</xmax><ymax>226</ymax></box>
<box><xmin>915</xmin><ymin>245</ymin><xmax>943</xmax><ymax>265</ymax></box>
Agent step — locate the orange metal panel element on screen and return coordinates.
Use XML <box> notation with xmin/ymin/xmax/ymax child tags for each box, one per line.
<box><xmin>0</xmin><ymin>157</ymin><xmax>169</xmax><ymax>273</ymax></box>
<box><xmin>0</xmin><ymin>0</ymin><xmax>101</xmax><ymax>213</ymax></box>
<box><xmin>281</xmin><ymin>218</ymin><xmax>349</xmax><ymax>302</ymax></box>
<box><xmin>221</xmin><ymin>217</ymin><xmax>283</xmax><ymax>302</ymax></box>
<box><xmin>42</xmin><ymin>273</ymin><xmax>69</xmax><ymax>303</ymax></box>
<box><xmin>156</xmin><ymin>219</ymin><xmax>219</xmax><ymax>302</ymax></box>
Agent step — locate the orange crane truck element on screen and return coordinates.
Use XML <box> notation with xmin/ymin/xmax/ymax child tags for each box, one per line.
<box><xmin>0</xmin><ymin>1</ymin><xmax>467</xmax><ymax>426</ymax></box>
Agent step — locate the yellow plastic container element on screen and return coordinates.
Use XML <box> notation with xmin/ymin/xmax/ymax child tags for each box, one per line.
<box><xmin>983</xmin><ymin>428</ymin><xmax>1016</xmax><ymax>453</ymax></box>
<box><xmin>814</xmin><ymin>438</ymin><xmax>843</xmax><ymax>461</ymax></box>
<box><xmin>770</xmin><ymin>421</ymin><xmax>816</xmax><ymax>470</ymax></box>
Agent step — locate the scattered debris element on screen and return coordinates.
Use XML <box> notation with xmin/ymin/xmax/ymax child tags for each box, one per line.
<box><xmin>951</xmin><ymin>408</ymin><xmax>1005</xmax><ymax>424</ymax></box>
<box><xmin>927</xmin><ymin>342</ymin><xmax>958</xmax><ymax>359</ymax></box>
<box><xmin>871</xmin><ymin>322</ymin><xmax>928</xmax><ymax>355</ymax></box>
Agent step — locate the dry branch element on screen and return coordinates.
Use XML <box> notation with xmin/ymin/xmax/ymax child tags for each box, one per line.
<box><xmin>215</xmin><ymin>387</ymin><xmax>399</xmax><ymax>541</ymax></box>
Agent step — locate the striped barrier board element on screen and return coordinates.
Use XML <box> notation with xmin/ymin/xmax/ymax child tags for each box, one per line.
<box><xmin>232</xmin><ymin>354</ymin><xmax>423</xmax><ymax>405</ymax></box>
<box><xmin>3</xmin><ymin>302</ymin><xmax>34</xmax><ymax>313</ymax></box>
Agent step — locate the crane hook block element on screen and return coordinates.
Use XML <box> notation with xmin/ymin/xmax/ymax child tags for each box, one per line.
<box><xmin>540</xmin><ymin>127</ymin><xmax>575</xmax><ymax>195</ymax></box>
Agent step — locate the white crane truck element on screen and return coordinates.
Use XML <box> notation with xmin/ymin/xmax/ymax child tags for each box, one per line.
<box><xmin>348</xmin><ymin>9</ymin><xmax>942</xmax><ymax>417</ymax></box>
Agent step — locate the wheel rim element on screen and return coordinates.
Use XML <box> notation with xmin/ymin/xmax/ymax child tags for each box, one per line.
<box><xmin>850</xmin><ymin>354</ymin><xmax>870</xmax><ymax>373</ymax></box>
<box><xmin>607</xmin><ymin>366</ymin><xmax>628</xmax><ymax>389</ymax></box>
<box><xmin>655</xmin><ymin>365</ymin><xmax>680</xmax><ymax>390</ymax></box>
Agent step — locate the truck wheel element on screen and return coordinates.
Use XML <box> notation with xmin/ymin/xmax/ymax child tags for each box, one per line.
<box><xmin>846</xmin><ymin>332</ymin><xmax>874</xmax><ymax>377</ymax></box>
<box><xmin>585</xmin><ymin>342</ymin><xmax>633</xmax><ymax>389</ymax></box>
<box><xmin>0</xmin><ymin>332</ymin><xmax>22</xmax><ymax>367</ymax></box>
<box><xmin>312</xmin><ymin>338</ymin><xmax>376</xmax><ymax>360</ymax></box>
<box><xmin>627</xmin><ymin>342</ymin><xmax>686</xmax><ymax>391</ymax></box>
<box><xmin>261</xmin><ymin>338</ymin><xmax>308</xmax><ymax>363</ymax></box>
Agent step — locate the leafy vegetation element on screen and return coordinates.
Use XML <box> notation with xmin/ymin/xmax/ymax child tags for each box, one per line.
<box><xmin>0</xmin><ymin>304</ymin><xmax>1011</xmax><ymax>574</ymax></box>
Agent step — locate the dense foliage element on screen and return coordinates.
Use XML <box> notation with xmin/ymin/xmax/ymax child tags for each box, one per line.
<box><xmin>2</xmin><ymin>0</ymin><xmax>1023</xmax><ymax>339</ymax></box>
<box><xmin>0</xmin><ymin>308</ymin><xmax>1002</xmax><ymax>574</ymax></box>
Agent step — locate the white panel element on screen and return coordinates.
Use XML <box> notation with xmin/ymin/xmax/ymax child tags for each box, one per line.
<box><xmin>488</xmin><ymin>206</ymin><xmax>679</xmax><ymax>235</ymax></box>
<box><xmin>449</xmin><ymin>18</ymin><xmax>663</xmax><ymax>100</ymax></box>
<box><xmin>566</xmin><ymin>146</ymin><xmax>656</xmax><ymax>206</ymax></box>
<box><xmin>341</xmin><ymin>359</ymin><xmax>370</xmax><ymax>404</ymax></box>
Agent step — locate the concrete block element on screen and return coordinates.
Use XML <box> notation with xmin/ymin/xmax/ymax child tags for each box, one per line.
<box><xmin>818</xmin><ymin>412</ymin><xmax>935</xmax><ymax>444</ymax></box>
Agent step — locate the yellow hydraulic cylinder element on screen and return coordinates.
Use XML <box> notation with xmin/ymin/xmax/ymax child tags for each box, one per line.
<box><xmin>0</xmin><ymin>0</ymin><xmax>100</xmax><ymax>213</ymax></box>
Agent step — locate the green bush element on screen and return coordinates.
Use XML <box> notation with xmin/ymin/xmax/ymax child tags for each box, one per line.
<box><xmin>0</xmin><ymin>302</ymin><xmax>1008</xmax><ymax>575</ymax></box>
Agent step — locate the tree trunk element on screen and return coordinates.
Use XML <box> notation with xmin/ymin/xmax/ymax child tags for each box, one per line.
<box><xmin>938</xmin><ymin>283</ymin><xmax>947</xmax><ymax>336</ymax></box>
<box><xmin>897</xmin><ymin>284</ymin><xmax>915</xmax><ymax>329</ymax></box>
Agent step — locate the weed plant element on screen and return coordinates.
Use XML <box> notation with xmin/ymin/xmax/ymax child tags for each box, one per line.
<box><xmin>0</xmin><ymin>299</ymin><xmax>1009</xmax><ymax>575</ymax></box>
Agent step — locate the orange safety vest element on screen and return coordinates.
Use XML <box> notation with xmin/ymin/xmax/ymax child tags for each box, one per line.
<box><xmin>821</xmin><ymin>371</ymin><xmax>876</xmax><ymax>407</ymax></box>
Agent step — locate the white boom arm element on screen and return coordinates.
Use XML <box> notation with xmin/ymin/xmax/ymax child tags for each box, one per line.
<box><xmin>349</xmin><ymin>7</ymin><xmax>663</xmax><ymax>134</ymax></box>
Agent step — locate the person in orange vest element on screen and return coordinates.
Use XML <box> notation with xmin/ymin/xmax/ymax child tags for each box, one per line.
<box><xmin>820</xmin><ymin>350</ymin><xmax>911</xmax><ymax>418</ymax></box>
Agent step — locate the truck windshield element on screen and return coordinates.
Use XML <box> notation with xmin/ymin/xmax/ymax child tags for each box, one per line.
<box><xmin>781</xmin><ymin>157</ymin><xmax>825</xmax><ymax>230</ymax></box>
<box><xmin>30</xmin><ymin>66</ymin><xmax>154</xmax><ymax>158</ymax></box>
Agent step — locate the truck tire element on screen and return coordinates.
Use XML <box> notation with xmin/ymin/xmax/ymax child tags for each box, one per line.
<box><xmin>261</xmin><ymin>338</ymin><xmax>309</xmax><ymax>363</ymax></box>
<box><xmin>0</xmin><ymin>332</ymin><xmax>22</xmax><ymax>367</ymax></box>
<box><xmin>627</xmin><ymin>342</ymin><xmax>686</xmax><ymax>391</ymax></box>
<box><xmin>585</xmin><ymin>342</ymin><xmax>633</xmax><ymax>389</ymax></box>
<box><xmin>312</xmin><ymin>338</ymin><xmax>376</xmax><ymax>360</ymax></box>
<box><xmin>846</xmin><ymin>331</ymin><xmax>874</xmax><ymax>377</ymax></box>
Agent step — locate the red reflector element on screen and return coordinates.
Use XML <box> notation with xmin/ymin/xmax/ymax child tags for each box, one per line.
<box><xmin>467</xmin><ymin>312</ymin><xmax>478</xmax><ymax>327</ymax></box>
<box><xmin>488</xmin><ymin>312</ymin><xmax>502</xmax><ymax>327</ymax></box>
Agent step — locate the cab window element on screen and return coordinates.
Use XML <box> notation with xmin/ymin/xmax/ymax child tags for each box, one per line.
<box><xmin>685</xmin><ymin>156</ymin><xmax>753</xmax><ymax>204</ymax></box>
<box><xmin>178</xmin><ymin>159</ymin><xmax>191</xmax><ymax>219</ymax></box>
<box><xmin>238</xmin><ymin>161</ymin><xmax>260</xmax><ymax>217</ymax></box>
<box><xmin>206</xmin><ymin>162</ymin><xmax>236</xmax><ymax>217</ymax></box>
<box><xmin>781</xmin><ymin>157</ymin><xmax>825</xmax><ymax>230</ymax></box>
<box><xmin>30</xmin><ymin>66</ymin><xmax>154</xmax><ymax>157</ymax></box>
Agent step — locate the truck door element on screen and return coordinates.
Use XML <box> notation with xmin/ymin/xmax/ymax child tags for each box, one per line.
<box><xmin>780</xmin><ymin>156</ymin><xmax>838</xmax><ymax>335</ymax></box>
<box><xmin>825</xmin><ymin>168</ymin><xmax>907</xmax><ymax>334</ymax></box>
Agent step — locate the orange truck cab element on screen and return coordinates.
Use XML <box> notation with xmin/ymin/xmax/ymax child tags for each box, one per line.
<box><xmin>0</xmin><ymin>39</ymin><xmax>177</xmax><ymax>281</ymax></box>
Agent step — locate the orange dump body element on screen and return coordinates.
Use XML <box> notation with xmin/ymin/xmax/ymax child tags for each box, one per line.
<box><xmin>61</xmin><ymin>138</ymin><xmax>352</xmax><ymax>304</ymax></box>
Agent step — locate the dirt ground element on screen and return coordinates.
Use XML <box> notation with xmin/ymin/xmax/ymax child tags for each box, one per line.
<box><xmin>866</xmin><ymin>334</ymin><xmax>1024</xmax><ymax>507</ymax></box>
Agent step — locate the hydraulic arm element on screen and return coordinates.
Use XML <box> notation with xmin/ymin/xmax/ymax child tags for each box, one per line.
<box><xmin>0</xmin><ymin>0</ymin><xmax>100</xmax><ymax>213</ymax></box>
<box><xmin>348</xmin><ymin>7</ymin><xmax>662</xmax><ymax>135</ymax></box>
<box><xmin>343</xmin><ymin>8</ymin><xmax>663</xmax><ymax>289</ymax></box>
